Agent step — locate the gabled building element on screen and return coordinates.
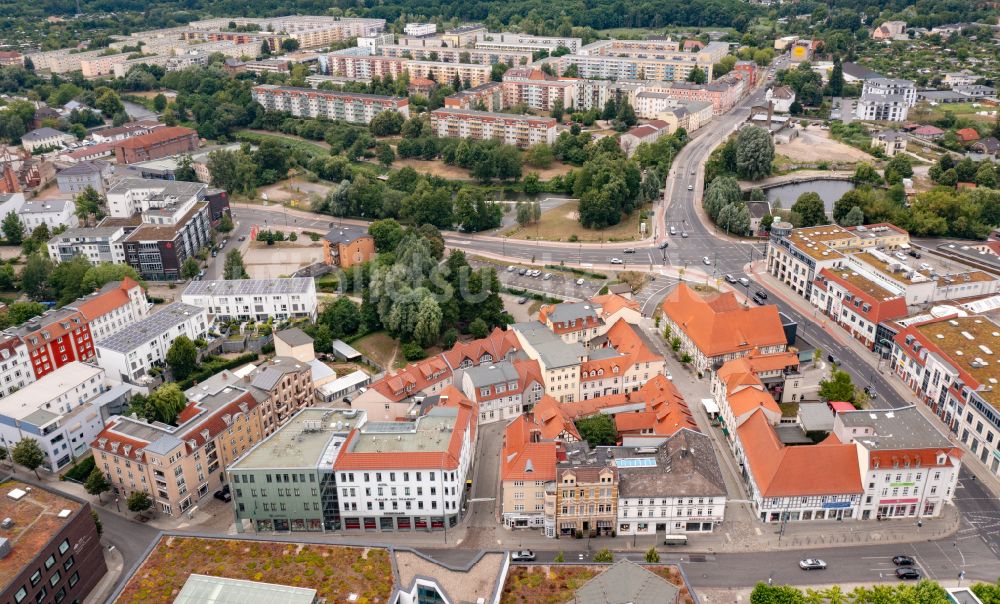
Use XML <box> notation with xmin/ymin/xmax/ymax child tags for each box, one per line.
<box><xmin>579</xmin><ymin>319</ymin><xmax>667</xmax><ymax>401</ymax></box>
<box><xmin>810</xmin><ymin>267</ymin><xmax>908</xmax><ymax>350</ymax></box>
<box><xmin>460</xmin><ymin>358</ymin><xmax>544</xmax><ymax>424</ymax></box>
<box><xmin>351</xmin><ymin>356</ymin><xmax>453</xmax><ymax>421</ymax></box>
<box><xmin>500</xmin><ymin>413</ymin><xmax>559</xmax><ymax>531</ymax></box>
<box><xmin>660</xmin><ymin>283</ymin><xmax>788</xmax><ymax>373</ymax></box>
<box><xmin>552</xmin><ymin>443</ymin><xmax>617</xmax><ymax>538</ymax></box>
<box><xmin>712</xmin><ymin>355</ymin><xmax>784</xmax><ymax>442</ymax></box>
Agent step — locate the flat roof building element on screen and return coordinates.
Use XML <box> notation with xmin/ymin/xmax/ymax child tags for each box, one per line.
<box><xmin>94</xmin><ymin>302</ymin><xmax>208</xmax><ymax>381</ymax></box>
<box><xmin>182</xmin><ymin>278</ymin><xmax>318</xmax><ymax>322</ymax></box>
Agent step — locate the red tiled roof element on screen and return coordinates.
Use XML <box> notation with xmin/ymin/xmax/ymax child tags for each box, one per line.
<box><xmin>913</xmin><ymin>125</ymin><xmax>945</xmax><ymax>136</ymax></box>
<box><xmin>114</xmin><ymin>126</ymin><xmax>197</xmax><ymax>151</ymax></box>
<box><xmin>72</xmin><ymin>278</ymin><xmax>141</xmax><ymax>321</ymax></box>
<box><xmin>868</xmin><ymin>448</ymin><xmax>961</xmax><ymax>470</ymax></box>
<box><xmin>956</xmin><ymin>128</ymin><xmax>980</xmax><ymax>142</ymax></box>
<box><xmin>661</xmin><ymin>283</ymin><xmax>786</xmax><ymax>358</ymax></box>
<box><xmin>828</xmin><ymin>401</ymin><xmax>856</xmax><ymax>413</ymax></box>
<box><xmin>370</xmin><ymin>356</ymin><xmax>452</xmax><ymax>402</ymax></box>
<box><xmin>501</xmin><ymin>414</ymin><xmax>557</xmax><ymax>481</ymax></box>
<box><xmin>441</xmin><ymin>327</ymin><xmax>520</xmax><ymax>369</ymax></box>
<box><xmin>816</xmin><ymin>268</ymin><xmax>908</xmax><ymax>324</ymax></box>
<box><xmin>737</xmin><ymin>409</ymin><xmax>863</xmax><ymax>497</ymax></box>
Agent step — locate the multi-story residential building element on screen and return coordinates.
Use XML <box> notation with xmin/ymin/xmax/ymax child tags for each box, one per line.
<box><xmin>251</xmin><ymin>85</ymin><xmax>410</xmax><ymax>125</ymax></box>
<box><xmin>512</xmin><ymin>321</ymin><xmax>585</xmax><ymax>403</ymax></box>
<box><xmin>444</xmin><ymin>82</ymin><xmax>504</xmax><ymax>112</ymax></box>
<box><xmin>766</xmin><ymin>222</ymin><xmax>909</xmax><ymax>299</ymax></box>
<box><xmin>120</xmin><ymin>204</ymin><xmax>214</xmax><ymax>280</ymax></box>
<box><xmin>475</xmin><ymin>32</ymin><xmax>583</xmax><ymax>53</ymax></box>
<box><xmin>558</xmin><ymin>53</ymin><xmax>709</xmax><ymax>83</ymax></box>
<box><xmin>855</xmin><ymin>78</ymin><xmax>916</xmax><ymax>122</ymax></box>
<box><xmin>378</xmin><ymin>45</ymin><xmax>532</xmax><ymax>68</ymax></box>
<box><xmin>459</xmin><ymin>359</ymin><xmax>544</xmax><ymax>424</ymax></box>
<box><xmin>0</xmin><ymin>50</ymin><xmax>23</xmax><ymax>66</ymax></box>
<box><xmin>4</xmin><ymin>308</ymin><xmax>94</xmax><ymax>381</ymax></box>
<box><xmin>734</xmin><ymin>409</ymin><xmax>864</xmax><ymax>522</ymax></box>
<box><xmin>94</xmin><ymin>302</ymin><xmax>208</xmax><ymax>381</ymax></box>
<box><xmin>660</xmin><ymin>283</ymin><xmax>788</xmax><ymax>373</ymax></box>
<box><xmin>70</xmin><ymin>277</ymin><xmax>150</xmax><ymax>342</ymax></box>
<box><xmin>90</xmin><ymin>121</ymin><xmax>162</xmax><ymax>144</ymax></box>
<box><xmin>765</xmin><ymin>85</ymin><xmax>796</xmax><ymax>113</ymax></box>
<box><xmin>833</xmin><ymin>406</ymin><xmax>962</xmax><ymax>520</ymax></box>
<box><xmin>17</xmin><ymin>199</ymin><xmax>78</xmax><ymax>230</ymax></box>
<box><xmin>403</xmin><ymin>23</ymin><xmax>437</xmax><ymax>37</ymax></box>
<box><xmin>500</xmin><ymin>67</ymin><xmax>575</xmax><ymax>111</ymax></box>
<box><xmin>47</xmin><ymin>226</ymin><xmax>128</xmax><ymax>265</ymax></box>
<box><xmin>20</xmin><ymin>127</ymin><xmax>74</xmax><ymax>153</ymax></box>
<box><xmin>332</xmin><ymin>386</ymin><xmax>477</xmax><ymax>532</ymax></box>
<box><xmin>79</xmin><ymin>52</ymin><xmax>130</xmax><ymax>77</ymax></box>
<box><xmin>441</xmin><ymin>24</ymin><xmax>487</xmax><ymax>48</ymax></box>
<box><xmin>552</xmin><ymin>443</ymin><xmax>617</xmax><ymax>537</ymax></box>
<box><xmin>810</xmin><ymin>267</ymin><xmax>909</xmax><ymax>350</ymax></box>
<box><xmin>654</xmin><ymin>74</ymin><xmax>747</xmax><ymax>115</ymax></box>
<box><xmin>0</xmin><ymin>362</ymin><xmax>118</xmax><ymax>471</ymax></box>
<box><xmin>406</xmin><ymin>61</ymin><xmax>492</xmax><ymax>88</ymax></box>
<box><xmin>181</xmin><ymin>278</ymin><xmax>318</xmax><ymax>322</ymax></box>
<box><xmin>613</xmin><ymin>430</ymin><xmax>727</xmax><ymax>536</ymax></box>
<box><xmin>351</xmin><ymin>356</ymin><xmax>454</xmax><ymax>421</ymax></box>
<box><xmin>870</xmin><ymin>130</ymin><xmax>907</xmax><ymax>157</ymax></box>
<box><xmin>113</xmin><ymin>126</ymin><xmax>200</xmax><ymax>164</ymax></box>
<box><xmin>578</xmin><ymin>320</ymin><xmax>667</xmax><ymax>401</ymax></box>
<box><xmin>228</xmin><ymin>407</ymin><xmax>365</xmax><ymax>533</ymax></box>
<box><xmin>55</xmin><ymin>160</ymin><xmax>112</xmax><ymax>195</ymax></box>
<box><xmin>430</xmin><ymin>108</ymin><xmax>557</xmax><ymax>149</ymax></box>
<box><xmin>537</xmin><ymin>293</ymin><xmax>642</xmax><ymax>345</ymax></box>
<box><xmin>322</xmin><ymin>227</ymin><xmax>376</xmax><ymax>268</ymax></box>
<box><xmin>106</xmin><ymin>177</ymin><xmax>206</xmax><ymax>218</ymax></box>
<box><xmin>500</xmin><ymin>413</ymin><xmax>558</xmax><ymax>531</ymax></box>
<box><xmin>891</xmin><ymin>314</ymin><xmax>1000</xmax><ymax>479</ymax></box>
<box><xmin>711</xmin><ymin>354</ymin><xmax>785</xmax><ymax>444</ymax></box>
<box><xmin>327</xmin><ymin>51</ymin><xmax>407</xmax><ymax>81</ymax></box>
<box><xmin>0</xmin><ymin>334</ymin><xmax>32</xmax><ymax>397</ymax></box>
<box><xmin>0</xmin><ymin>481</ymin><xmax>107</xmax><ymax>604</ymax></box>
<box><xmin>188</xmin><ymin>16</ymin><xmax>385</xmax><ymax>49</ymax></box>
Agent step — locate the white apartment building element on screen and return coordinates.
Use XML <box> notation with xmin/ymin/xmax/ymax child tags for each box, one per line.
<box><xmin>181</xmin><ymin>278</ymin><xmax>319</xmax><ymax>322</ymax></box>
<box><xmin>71</xmin><ymin>277</ymin><xmax>151</xmax><ymax>343</ymax></box>
<box><xmin>855</xmin><ymin>78</ymin><xmax>916</xmax><ymax>122</ymax></box>
<box><xmin>47</xmin><ymin>226</ymin><xmax>127</xmax><ymax>265</ymax></box>
<box><xmin>20</xmin><ymin>127</ymin><xmax>75</xmax><ymax>153</ymax></box>
<box><xmin>105</xmin><ymin>178</ymin><xmax>207</xmax><ymax>219</ymax></box>
<box><xmin>475</xmin><ymin>32</ymin><xmax>583</xmax><ymax>53</ymax></box>
<box><xmin>333</xmin><ymin>389</ymin><xmax>476</xmax><ymax>532</ymax></box>
<box><xmin>94</xmin><ymin>302</ymin><xmax>208</xmax><ymax>381</ymax></box>
<box><xmin>612</xmin><ymin>430</ymin><xmax>727</xmax><ymax>536</ymax></box>
<box><xmin>0</xmin><ymin>362</ymin><xmax>112</xmax><ymax>471</ymax></box>
<box><xmin>403</xmin><ymin>23</ymin><xmax>437</xmax><ymax>37</ymax></box>
<box><xmin>17</xmin><ymin>199</ymin><xmax>78</xmax><ymax>230</ymax></box>
<box><xmin>459</xmin><ymin>360</ymin><xmax>544</xmax><ymax>424</ymax></box>
<box><xmin>0</xmin><ymin>334</ymin><xmax>33</xmax><ymax>398</ymax></box>
<box><xmin>430</xmin><ymin>108</ymin><xmax>557</xmax><ymax>149</ymax></box>
<box><xmin>251</xmin><ymin>85</ymin><xmax>410</xmax><ymax>125</ymax></box>
<box><xmin>834</xmin><ymin>407</ymin><xmax>962</xmax><ymax>520</ymax></box>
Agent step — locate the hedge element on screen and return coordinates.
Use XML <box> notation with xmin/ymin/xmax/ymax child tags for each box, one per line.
<box><xmin>61</xmin><ymin>455</ymin><xmax>96</xmax><ymax>483</ymax></box>
<box><xmin>544</xmin><ymin>264</ymin><xmax>607</xmax><ymax>280</ymax></box>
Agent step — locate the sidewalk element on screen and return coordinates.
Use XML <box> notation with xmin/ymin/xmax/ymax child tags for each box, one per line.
<box><xmin>748</xmin><ymin>259</ymin><xmax>1000</xmax><ymax>500</ymax></box>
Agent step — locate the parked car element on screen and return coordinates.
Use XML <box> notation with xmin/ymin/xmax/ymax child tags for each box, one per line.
<box><xmin>543</xmin><ymin>273</ymin><xmax>552</xmax><ymax>280</ymax></box>
<box><xmin>738</xmin><ymin>277</ymin><xmax>750</xmax><ymax>287</ymax></box>
<box><xmin>892</xmin><ymin>555</ymin><xmax>915</xmax><ymax>566</ymax></box>
<box><xmin>894</xmin><ymin>252</ymin><xmax>908</xmax><ymax>261</ymax></box>
<box><xmin>920</xmin><ymin>263</ymin><xmax>932</xmax><ymax>271</ymax></box>
<box><xmin>703</xmin><ymin>256</ymin><xmax>711</xmax><ymax>265</ymax></box>
<box><xmin>517</xmin><ymin>296</ymin><xmax>529</xmax><ymax>304</ymax></box>
<box><xmin>681</xmin><ymin>232</ymin><xmax>688</xmax><ymax>238</ymax></box>
<box><xmin>238</xmin><ymin>235</ymin><xmax>246</xmax><ymax>242</ymax></box>
<box><xmin>518</xmin><ymin>268</ymin><xmax>527</xmax><ymax>276</ymax></box>
<box><xmin>576</xmin><ymin>278</ymin><xmax>585</xmax><ymax>286</ymax></box>
<box><xmin>754</xmin><ymin>290</ymin><xmax>768</xmax><ymax>300</ymax></box>
<box><xmin>799</xmin><ymin>559</ymin><xmax>827</xmax><ymax>570</ymax></box>
<box><xmin>511</xmin><ymin>550</ymin><xmax>536</xmax><ymax>562</ymax></box>
<box><xmin>669</xmin><ymin>226</ymin><xmax>677</xmax><ymax>235</ymax></box>
<box><xmin>623</xmin><ymin>247</ymin><xmax>635</xmax><ymax>254</ymax></box>
<box><xmin>687</xmin><ymin>185</ymin><xmax>694</xmax><ymax>191</ymax></box>
<box><xmin>895</xmin><ymin>567</ymin><xmax>920</xmax><ymax>580</ymax></box>
<box><xmin>214</xmin><ymin>489</ymin><xmax>232</xmax><ymax>502</ymax></box>
<box><xmin>908</xmin><ymin>250</ymin><xmax>921</xmax><ymax>258</ymax></box>
<box><xmin>610</xmin><ymin>258</ymin><xmax>624</xmax><ymax>264</ymax></box>
<box><xmin>659</xmin><ymin>241</ymin><xmax>669</xmax><ymax>249</ymax></box>
<box><xmin>827</xmin><ymin>355</ymin><xmax>839</xmax><ymax>365</ymax></box>
<box><xmin>507</xmin><ymin>265</ymin><xmax>516</xmax><ymax>272</ymax></box>
<box><xmin>211</xmin><ymin>250</ymin><xmax>217</xmax><ymax>258</ymax></box>
<box><xmin>725</xmin><ymin>274</ymin><xmax>738</xmax><ymax>284</ymax></box>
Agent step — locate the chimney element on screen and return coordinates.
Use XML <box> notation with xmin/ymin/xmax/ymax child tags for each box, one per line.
<box><xmin>244</xmin><ymin>374</ymin><xmax>251</xmax><ymax>383</ymax></box>
<box><xmin>222</xmin><ymin>372</ymin><xmax>228</xmax><ymax>381</ymax></box>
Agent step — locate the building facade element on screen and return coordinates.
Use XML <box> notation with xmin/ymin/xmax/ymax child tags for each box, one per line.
<box><xmin>113</xmin><ymin>126</ymin><xmax>200</xmax><ymax>164</ymax></box>
<box><xmin>252</xmin><ymin>85</ymin><xmax>410</xmax><ymax>125</ymax></box>
<box><xmin>181</xmin><ymin>278</ymin><xmax>319</xmax><ymax>322</ymax></box>
<box><xmin>430</xmin><ymin>108</ymin><xmax>557</xmax><ymax>149</ymax></box>
<box><xmin>855</xmin><ymin>78</ymin><xmax>916</xmax><ymax>122</ymax></box>
<box><xmin>94</xmin><ymin>302</ymin><xmax>208</xmax><ymax>381</ymax></box>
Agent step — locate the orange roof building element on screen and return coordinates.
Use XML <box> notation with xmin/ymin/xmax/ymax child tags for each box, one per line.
<box><xmin>661</xmin><ymin>283</ymin><xmax>788</xmax><ymax>372</ymax></box>
<box><xmin>956</xmin><ymin>127</ymin><xmax>980</xmax><ymax>143</ymax></box>
<box><xmin>735</xmin><ymin>409</ymin><xmax>863</xmax><ymax>522</ymax></box>
<box><xmin>500</xmin><ymin>413</ymin><xmax>559</xmax><ymax>529</ymax></box>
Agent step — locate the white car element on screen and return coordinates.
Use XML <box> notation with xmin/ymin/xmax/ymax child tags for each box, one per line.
<box><xmin>703</xmin><ymin>257</ymin><xmax>711</xmax><ymax>265</ymax></box>
<box><xmin>507</xmin><ymin>265</ymin><xmax>516</xmax><ymax>272</ymax></box>
<box><xmin>687</xmin><ymin>185</ymin><xmax>694</xmax><ymax>191</ymax></box>
<box><xmin>894</xmin><ymin>252</ymin><xmax>908</xmax><ymax>261</ymax></box>
<box><xmin>799</xmin><ymin>559</ymin><xmax>827</xmax><ymax>570</ymax></box>
<box><xmin>610</xmin><ymin>258</ymin><xmax>624</xmax><ymax>265</ymax></box>
<box><xmin>576</xmin><ymin>278</ymin><xmax>585</xmax><ymax>286</ymax></box>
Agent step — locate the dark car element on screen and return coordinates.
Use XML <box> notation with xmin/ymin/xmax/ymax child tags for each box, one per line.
<box><xmin>659</xmin><ymin>241</ymin><xmax>669</xmax><ymax>249</ymax></box>
<box><xmin>892</xmin><ymin>555</ymin><xmax>915</xmax><ymax>566</ymax></box>
<box><xmin>517</xmin><ymin>296</ymin><xmax>529</xmax><ymax>304</ymax></box>
<box><xmin>895</xmin><ymin>567</ymin><xmax>920</xmax><ymax>580</ymax></box>
<box><xmin>908</xmin><ymin>250</ymin><xmax>921</xmax><ymax>258</ymax></box>
<box><xmin>753</xmin><ymin>290</ymin><xmax>768</xmax><ymax>300</ymax></box>
<box><xmin>799</xmin><ymin>559</ymin><xmax>827</xmax><ymax>570</ymax></box>
<box><xmin>214</xmin><ymin>489</ymin><xmax>232</xmax><ymax>502</ymax></box>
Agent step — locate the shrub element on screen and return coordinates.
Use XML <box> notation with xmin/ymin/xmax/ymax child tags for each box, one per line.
<box><xmin>61</xmin><ymin>456</ymin><xmax>96</xmax><ymax>483</ymax></box>
<box><xmin>574</xmin><ymin>529</ymin><xmax>583</xmax><ymax>539</ymax></box>
<box><xmin>554</xmin><ymin>552</ymin><xmax>564</xmax><ymax>562</ymax></box>
<box><xmin>680</xmin><ymin>353</ymin><xmax>692</xmax><ymax>364</ymax></box>
<box><xmin>402</xmin><ymin>342</ymin><xmax>426</xmax><ymax>361</ymax></box>
<box><xmin>594</xmin><ymin>549</ymin><xmax>613</xmax><ymax>563</ymax></box>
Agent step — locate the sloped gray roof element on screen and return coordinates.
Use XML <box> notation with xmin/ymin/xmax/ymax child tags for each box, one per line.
<box><xmin>574</xmin><ymin>560</ymin><xmax>680</xmax><ymax>604</ymax></box>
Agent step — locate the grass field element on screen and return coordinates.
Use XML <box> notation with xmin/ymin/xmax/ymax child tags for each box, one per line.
<box><xmin>236</xmin><ymin>130</ymin><xmax>330</xmax><ymax>157</ymax></box>
<box><xmin>352</xmin><ymin>331</ymin><xmax>401</xmax><ymax>370</ymax></box>
<box><xmin>504</xmin><ymin>200</ymin><xmax>648</xmax><ymax>242</ymax></box>
<box><xmin>912</xmin><ymin>101</ymin><xmax>998</xmax><ymax>124</ymax></box>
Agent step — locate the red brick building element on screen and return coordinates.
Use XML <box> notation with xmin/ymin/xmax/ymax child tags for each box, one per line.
<box><xmin>113</xmin><ymin>126</ymin><xmax>199</xmax><ymax>164</ymax></box>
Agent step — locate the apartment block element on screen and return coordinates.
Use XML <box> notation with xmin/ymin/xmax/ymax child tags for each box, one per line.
<box><xmin>252</xmin><ymin>84</ymin><xmax>410</xmax><ymax>125</ymax></box>
<box><xmin>403</xmin><ymin>23</ymin><xmax>437</xmax><ymax>37</ymax></box>
<box><xmin>378</xmin><ymin>45</ymin><xmax>532</xmax><ymax>68</ymax></box>
<box><xmin>0</xmin><ymin>362</ymin><xmax>117</xmax><ymax>471</ymax></box>
<box><xmin>4</xmin><ymin>308</ymin><xmax>94</xmax><ymax>381</ymax></box>
<box><xmin>17</xmin><ymin>199</ymin><xmax>78</xmax><ymax>230</ymax></box>
<box><xmin>459</xmin><ymin>359</ymin><xmax>544</xmax><ymax>424</ymax></box>
<box><xmin>430</xmin><ymin>108</ymin><xmax>556</xmax><ymax>149</ymax></box>
<box><xmin>94</xmin><ymin>302</ymin><xmax>208</xmax><ymax>381</ymax></box>
<box><xmin>0</xmin><ymin>334</ymin><xmax>33</xmax><ymax>397</ymax></box>
<box><xmin>113</xmin><ymin>126</ymin><xmax>199</xmax><ymax>164</ymax></box>
<box><xmin>500</xmin><ymin>67</ymin><xmax>575</xmax><ymax>111</ymax></box>
<box><xmin>333</xmin><ymin>386</ymin><xmax>477</xmax><ymax>532</ymax></box>
<box><xmin>229</xmin><ymin>408</ymin><xmax>364</xmax><ymax>532</ymax></box>
<box><xmin>322</xmin><ymin>227</ymin><xmax>376</xmax><ymax>268</ymax></box>
<box><xmin>501</xmin><ymin>413</ymin><xmax>558</xmax><ymax>531</ymax></box>
<box><xmin>443</xmin><ymin>82</ymin><xmax>504</xmax><ymax>112</ymax></box>
<box><xmin>405</xmin><ymin>61</ymin><xmax>492</xmax><ymax>88</ymax></box>
<box><xmin>0</xmin><ymin>481</ymin><xmax>107</xmax><ymax>604</ymax></box>
<box><xmin>327</xmin><ymin>52</ymin><xmax>407</xmax><ymax>80</ymax></box>
<box><xmin>475</xmin><ymin>32</ymin><xmax>583</xmax><ymax>53</ymax></box>
<box><xmin>855</xmin><ymin>78</ymin><xmax>916</xmax><ymax>122</ymax></box>
<box><xmin>47</xmin><ymin>226</ymin><xmax>128</xmax><ymax>265</ymax></box>
<box><xmin>181</xmin><ymin>278</ymin><xmax>318</xmax><ymax>322</ymax></box>
<box><xmin>441</xmin><ymin>24</ymin><xmax>487</xmax><ymax>48</ymax></box>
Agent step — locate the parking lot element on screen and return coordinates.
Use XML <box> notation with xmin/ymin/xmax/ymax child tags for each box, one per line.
<box><xmin>475</xmin><ymin>260</ymin><xmax>605</xmax><ymax>302</ymax></box>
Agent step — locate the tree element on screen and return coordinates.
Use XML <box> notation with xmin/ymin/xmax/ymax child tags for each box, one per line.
<box><xmin>819</xmin><ymin>370</ymin><xmax>856</xmax><ymax>405</ymax></box>
<box><xmin>735</xmin><ymin>126</ymin><xmax>774</xmax><ymax>181</ymax></box>
<box><xmin>152</xmin><ymin>93</ymin><xmax>168</xmax><ymax>112</ymax></box>
<box><xmin>81</xmin><ymin>263</ymin><xmax>142</xmax><ymax>292</ymax></box>
<box><xmin>977</xmin><ymin>162</ymin><xmax>998</xmax><ymax>189</ymax></box>
<box><xmin>616</xmin><ymin>100</ymin><xmax>637</xmax><ymax>127</ymax></box>
<box><xmin>593</xmin><ymin>549</ymin><xmax>613</xmax><ymax>562</ymax></box>
<box><xmin>166</xmin><ymin>336</ymin><xmax>198</xmax><ymax>381</ymax></box>
<box><xmin>73</xmin><ymin>186</ymin><xmax>106</xmax><ymax>222</ymax></box>
<box><xmin>2</xmin><ymin>211</ymin><xmax>24</xmax><ymax>244</ymax></box>
<box><xmin>223</xmin><ymin>248</ymin><xmax>249</xmax><ymax>280</ymax></box>
<box><xmin>217</xmin><ymin>213</ymin><xmax>234</xmax><ymax>233</ymax></box>
<box><xmin>7</xmin><ymin>301</ymin><xmax>45</xmax><ymax>325</ymax></box>
<box><xmin>749</xmin><ymin>582</ymin><xmax>807</xmax><ymax>604</ymax></box>
<box><xmin>20</xmin><ymin>254</ymin><xmax>53</xmax><ymax>301</ymax></box>
<box><xmin>791</xmin><ymin>192</ymin><xmax>827</xmax><ymax>227</ymax></box>
<box><xmin>575</xmin><ymin>414</ymin><xmax>617</xmax><ymax>447</ymax></box>
<box><xmin>827</xmin><ymin>56</ymin><xmax>844</xmax><ymax>97</ymax></box>
<box><xmin>469</xmin><ymin>317</ymin><xmax>488</xmax><ymax>339</ymax></box>
<box><xmin>524</xmin><ymin>143</ymin><xmax>554</xmax><ymax>168</ymax></box>
<box><xmin>370</xmin><ymin>110</ymin><xmax>405</xmax><ymax>136</ymax></box>
<box><xmin>703</xmin><ymin>176</ymin><xmax>742</xmax><ymax>222</ymax></box>
<box><xmin>686</xmin><ymin>66</ymin><xmax>707</xmax><ymax>84</ymax></box>
<box><xmin>376</xmin><ymin>141</ymin><xmax>395</xmax><ymax>167</ymax></box>
<box><xmin>180</xmin><ymin>257</ymin><xmax>200</xmax><ymax>280</ymax></box>
<box><xmin>84</xmin><ymin>467</ymin><xmax>111</xmax><ymax>502</ymax></box>
<box><xmin>852</xmin><ymin>163</ymin><xmax>882</xmax><ymax>186</ymax></box>
<box><xmin>412</xmin><ymin>294</ymin><xmax>442</xmax><ymax>347</ymax></box>
<box><xmin>126</xmin><ymin>491</ymin><xmax>153</xmax><ymax>514</ymax></box>
<box><xmin>550</xmin><ymin>98</ymin><xmax>564</xmax><ymax>121</ymax></box>
<box><xmin>842</xmin><ymin>205</ymin><xmax>865</xmax><ymax>227</ymax></box>
<box><xmin>147</xmin><ymin>383</ymin><xmax>188</xmax><ymax>424</ymax></box>
<box><xmin>12</xmin><ymin>438</ymin><xmax>45</xmax><ymax>478</ymax></box>
<box><xmin>369</xmin><ymin>218</ymin><xmax>405</xmax><ymax>252</ymax></box>
<box><xmin>644</xmin><ymin>547</ymin><xmax>660</xmax><ymax>563</ymax></box>
<box><xmin>280</xmin><ymin>38</ymin><xmax>300</xmax><ymax>52</ymax></box>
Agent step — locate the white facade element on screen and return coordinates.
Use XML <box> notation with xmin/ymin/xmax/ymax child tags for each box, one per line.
<box><xmin>855</xmin><ymin>78</ymin><xmax>916</xmax><ymax>122</ymax></box>
<box><xmin>47</xmin><ymin>227</ymin><xmax>127</xmax><ymax>266</ymax></box>
<box><xmin>459</xmin><ymin>362</ymin><xmax>544</xmax><ymax>424</ymax></box>
<box><xmin>0</xmin><ymin>362</ymin><xmax>110</xmax><ymax>471</ymax></box>
<box><xmin>252</xmin><ymin>85</ymin><xmax>410</xmax><ymax>125</ymax></box>
<box><xmin>430</xmin><ymin>108</ymin><xmax>557</xmax><ymax>149</ymax></box>
<box><xmin>81</xmin><ymin>280</ymin><xmax>151</xmax><ymax>342</ymax></box>
<box><xmin>617</xmin><ymin>494</ymin><xmax>725</xmax><ymax>535</ymax></box>
<box><xmin>20</xmin><ymin>128</ymin><xmax>74</xmax><ymax>153</ymax></box>
<box><xmin>403</xmin><ymin>23</ymin><xmax>437</xmax><ymax>37</ymax></box>
<box><xmin>105</xmin><ymin>178</ymin><xmax>207</xmax><ymax>219</ymax></box>
<box><xmin>181</xmin><ymin>278</ymin><xmax>319</xmax><ymax>322</ymax></box>
<box><xmin>17</xmin><ymin>199</ymin><xmax>78</xmax><ymax>230</ymax></box>
<box><xmin>0</xmin><ymin>336</ymin><xmax>33</xmax><ymax>398</ymax></box>
<box><xmin>94</xmin><ymin>302</ymin><xmax>208</xmax><ymax>381</ymax></box>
